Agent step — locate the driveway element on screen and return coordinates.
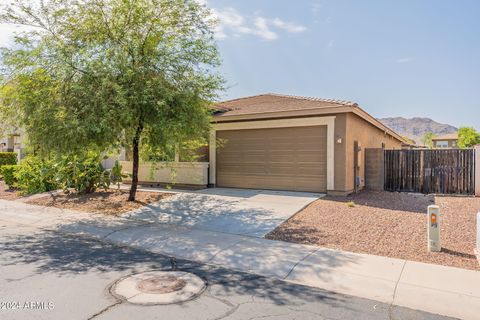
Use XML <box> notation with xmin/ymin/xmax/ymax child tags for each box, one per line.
<box><xmin>125</xmin><ymin>188</ymin><xmax>322</xmax><ymax>237</ymax></box>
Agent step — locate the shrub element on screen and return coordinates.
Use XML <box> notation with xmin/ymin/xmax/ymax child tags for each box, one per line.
<box><xmin>56</xmin><ymin>153</ymin><xmax>111</xmax><ymax>194</ymax></box>
<box><xmin>0</xmin><ymin>165</ymin><xmax>18</xmax><ymax>188</ymax></box>
<box><xmin>109</xmin><ymin>160</ymin><xmax>126</xmax><ymax>189</ymax></box>
<box><xmin>14</xmin><ymin>157</ymin><xmax>59</xmax><ymax>195</ymax></box>
<box><xmin>0</xmin><ymin>152</ymin><xmax>17</xmax><ymax>167</ymax></box>
<box><xmin>346</xmin><ymin>201</ymin><xmax>356</xmax><ymax>208</ymax></box>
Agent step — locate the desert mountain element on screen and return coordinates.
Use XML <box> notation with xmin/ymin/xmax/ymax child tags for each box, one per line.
<box><xmin>379</xmin><ymin>117</ymin><xmax>458</xmax><ymax>145</ymax></box>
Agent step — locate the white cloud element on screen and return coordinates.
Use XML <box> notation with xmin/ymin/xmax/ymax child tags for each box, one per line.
<box><xmin>396</xmin><ymin>57</ymin><xmax>414</xmax><ymax>64</ymax></box>
<box><xmin>253</xmin><ymin>17</ymin><xmax>278</xmax><ymax>40</ymax></box>
<box><xmin>210</xmin><ymin>7</ymin><xmax>306</xmax><ymax>41</ymax></box>
<box><xmin>211</xmin><ymin>7</ymin><xmax>251</xmax><ymax>39</ymax></box>
<box><xmin>271</xmin><ymin>18</ymin><xmax>307</xmax><ymax>33</ymax></box>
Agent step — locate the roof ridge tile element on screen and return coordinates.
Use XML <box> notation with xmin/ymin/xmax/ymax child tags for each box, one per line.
<box><xmin>266</xmin><ymin>93</ymin><xmax>358</xmax><ymax>106</ymax></box>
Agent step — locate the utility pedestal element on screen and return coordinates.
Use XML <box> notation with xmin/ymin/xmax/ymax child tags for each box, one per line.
<box><xmin>428</xmin><ymin>205</ymin><xmax>441</xmax><ymax>252</ymax></box>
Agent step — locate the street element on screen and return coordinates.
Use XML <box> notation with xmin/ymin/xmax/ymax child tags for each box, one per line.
<box><xmin>0</xmin><ymin>218</ymin><xmax>451</xmax><ymax>320</ymax></box>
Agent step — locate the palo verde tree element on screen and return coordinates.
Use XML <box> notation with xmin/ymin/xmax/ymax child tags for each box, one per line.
<box><xmin>457</xmin><ymin>127</ymin><xmax>480</xmax><ymax>148</ymax></box>
<box><xmin>0</xmin><ymin>0</ymin><xmax>223</xmax><ymax>200</ymax></box>
<box><xmin>421</xmin><ymin>132</ymin><xmax>435</xmax><ymax>149</ymax></box>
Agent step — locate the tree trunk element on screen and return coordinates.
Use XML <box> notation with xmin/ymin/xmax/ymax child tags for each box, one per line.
<box><xmin>128</xmin><ymin>121</ymin><xmax>144</xmax><ymax>201</ymax></box>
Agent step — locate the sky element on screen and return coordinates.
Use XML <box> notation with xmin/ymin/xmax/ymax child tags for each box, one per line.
<box><xmin>1</xmin><ymin>0</ymin><xmax>479</xmax><ymax>128</ymax></box>
<box><xmin>206</xmin><ymin>0</ymin><xmax>480</xmax><ymax>129</ymax></box>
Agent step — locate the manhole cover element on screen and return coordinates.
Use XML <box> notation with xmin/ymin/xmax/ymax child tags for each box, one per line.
<box><xmin>111</xmin><ymin>271</ymin><xmax>206</xmax><ymax>305</ymax></box>
<box><xmin>136</xmin><ymin>275</ymin><xmax>187</xmax><ymax>294</ymax></box>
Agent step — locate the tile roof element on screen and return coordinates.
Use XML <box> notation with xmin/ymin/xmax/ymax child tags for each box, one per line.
<box><xmin>212</xmin><ymin>93</ymin><xmax>407</xmax><ymax>143</ymax></box>
<box><xmin>213</xmin><ymin>93</ymin><xmax>357</xmax><ymax>116</ymax></box>
<box><xmin>432</xmin><ymin>133</ymin><xmax>458</xmax><ymax>140</ymax></box>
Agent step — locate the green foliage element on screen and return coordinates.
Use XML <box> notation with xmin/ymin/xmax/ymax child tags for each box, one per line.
<box><xmin>0</xmin><ymin>152</ymin><xmax>17</xmax><ymax>167</ymax></box>
<box><xmin>346</xmin><ymin>201</ymin><xmax>356</xmax><ymax>208</ymax></box>
<box><xmin>109</xmin><ymin>160</ymin><xmax>126</xmax><ymax>189</ymax></box>
<box><xmin>141</xmin><ymin>139</ymin><xmax>208</xmax><ymax>162</ymax></box>
<box><xmin>422</xmin><ymin>132</ymin><xmax>435</xmax><ymax>149</ymax></box>
<box><xmin>457</xmin><ymin>127</ymin><xmax>480</xmax><ymax>148</ymax></box>
<box><xmin>0</xmin><ymin>0</ymin><xmax>224</xmax><ymax>200</ymax></box>
<box><xmin>56</xmin><ymin>153</ymin><xmax>111</xmax><ymax>194</ymax></box>
<box><xmin>14</xmin><ymin>157</ymin><xmax>59</xmax><ymax>195</ymax></box>
<box><xmin>0</xmin><ymin>164</ymin><xmax>18</xmax><ymax>188</ymax></box>
<box><xmin>4</xmin><ymin>153</ymin><xmax>116</xmax><ymax>195</ymax></box>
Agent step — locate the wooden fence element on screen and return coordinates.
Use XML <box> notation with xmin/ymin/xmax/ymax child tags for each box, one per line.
<box><xmin>384</xmin><ymin>149</ymin><xmax>475</xmax><ymax>195</ymax></box>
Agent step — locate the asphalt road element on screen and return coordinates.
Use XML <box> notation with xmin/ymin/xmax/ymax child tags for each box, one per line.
<box><xmin>0</xmin><ymin>219</ymin><xmax>452</xmax><ymax>320</ymax></box>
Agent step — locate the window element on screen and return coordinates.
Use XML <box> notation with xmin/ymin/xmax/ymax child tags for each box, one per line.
<box><xmin>435</xmin><ymin>141</ymin><xmax>448</xmax><ymax>148</ymax></box>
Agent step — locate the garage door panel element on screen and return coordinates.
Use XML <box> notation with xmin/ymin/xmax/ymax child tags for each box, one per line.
<box><xmin>217</xmin><ymin>126</ymin><xmax>327</xmax><ymax>192</ymax></box>
<box><xmin>218</xmin><ymin>164</ymin><xmax>266</xmax><ymax>174</ymax></box>
<box><xmin>294</xmin><ymin>154</ymin><xmax>326</xmax><ymax>162</ymax></box>
<box><xmin>267</xmin><ymin>154</ymin><xmax>297</xmax><ymax>162</ymax></box>
<box><xmin>218</xmin><ymin>174</ymin><xmax>325</xmax><ymax>192</ymax></box>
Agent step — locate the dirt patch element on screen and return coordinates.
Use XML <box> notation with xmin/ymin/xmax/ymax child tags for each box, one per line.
<box><xmin>0</xmin><ymin>180</ymin><xmax>23</xmax><ymax>201</ymax></box>
<box><xmin>267</xmin><ymin>191</ymin><xmax>480</xmax><ymax>270</ymax></box>
<box><xmin>26</xmin><ymin>189</ymin><xmax>173</xmax><ymax>215</ymax></box>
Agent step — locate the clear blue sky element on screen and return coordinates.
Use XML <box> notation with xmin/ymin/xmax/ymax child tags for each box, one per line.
<box><xmin>1</xmin><ymin>0</ymin><xmax>479</xmax><ymax>128</ymax></box>
<box><xmin>207</xmin><ymin>0</ymin><xmax>480</xmax><ymax>129</ymax></box>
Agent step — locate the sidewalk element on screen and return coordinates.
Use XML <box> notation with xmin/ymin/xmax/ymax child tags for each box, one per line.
<box><xmin>1</xmin><ymin>199</ymin><xmax>479</xmax><ymax>320</ymax></box>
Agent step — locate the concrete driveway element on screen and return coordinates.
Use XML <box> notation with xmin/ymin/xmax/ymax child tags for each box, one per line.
<box><xmin>125</xmin><ymin>188</ymin><xmax>322</xmax><ymax>237</ymax></box>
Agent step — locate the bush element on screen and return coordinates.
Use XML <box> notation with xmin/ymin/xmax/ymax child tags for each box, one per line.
<box><xmin>14</xmin><ymin>157</ymin><xmax>59</xmax><ymax>195</ymax></box>
<box><xmin>0</xmin><ymin>165</ymin><xmax>18</xmax><ymax>188</ymax></box>
<box><xmin>3</xmin><ymin>153</ymin><xmax>115</xmax><ymax>195</ymax></box>
<box><xmin>56</xmin><ymin>153</ymin><xmax>111</xmax><ymax>194</ymax></box>
<box><xmin>109</xmin><ymin>160</ymin><xmax>126</xmax><ymax>189</ymax></box>
<box><xmin>0</xmin><ymin>152</ymin><xmax>17</xmax><ymax>167</ymax></box>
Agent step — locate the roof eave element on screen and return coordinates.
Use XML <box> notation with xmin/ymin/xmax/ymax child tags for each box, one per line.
<box><xmin>212</xmin><ymin>106</ymin><xmax>405</xmax><ymax>144</ymax></box>
<box><xmin>212</xmin><ymin>106</ymin><xmax>353</xmax><ymax>123</ymax></box>
<box><xmin>350</xmin><ymin>106</ymin><xmax>406</xmax><ymax>143</ymax></box>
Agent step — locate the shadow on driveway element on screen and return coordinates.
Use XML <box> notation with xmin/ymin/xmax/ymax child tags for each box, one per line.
<box><xmin>125</xmin><ymin>193</ymin><xmax>301</xmax><ymax>237</ymax></box>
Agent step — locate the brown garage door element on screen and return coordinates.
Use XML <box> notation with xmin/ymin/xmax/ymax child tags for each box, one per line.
<box><xmin>216</xmin><ymin>125</ymin><xmax>327</xmax><ymax>192</ymax></box>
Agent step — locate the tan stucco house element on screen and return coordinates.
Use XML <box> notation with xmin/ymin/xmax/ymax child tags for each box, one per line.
<box><xmin>208</xmin><ymin>94</ymin><xmax>404</xmax><ymax>195</ymax></box>
<box><xmin>0</xmin><ymin>126</ymin><xmax>26</xmax><ymax>161</ymax></box>
<box><xmin>432</xmin><ymin>133</ymin><xmax>458</xmax><ymax>149</ymax></box>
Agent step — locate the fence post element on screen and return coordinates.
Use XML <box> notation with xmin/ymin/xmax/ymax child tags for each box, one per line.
<box><xmin>475</xmin><ymin>146</ymin><xmax>480</xmax><ymax>197</ymax></box>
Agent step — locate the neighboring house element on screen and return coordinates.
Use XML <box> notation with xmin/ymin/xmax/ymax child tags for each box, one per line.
<box><xmin>0</xmin><ymin>136</ymin><xmax>13</xmax><ymax>152</ymax></box>
<box><xmin>207</xmin><ymin>93</ymin><xmax>404</xmax><ymax>195</ymax></box>
<box><xmin>0</xmin><ymin>127</ymin><xmax>26</xmax><ymax>160</ymax></box>
<box><xmin>432</xmin><ymin>133</ymin><xmax>458</xmax><ymax>149</ymax></box>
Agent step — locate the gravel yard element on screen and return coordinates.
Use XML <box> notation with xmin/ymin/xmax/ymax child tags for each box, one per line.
<box><xmin>267</xmin><ymin>191</ymin><xmax>480</xmax><ymax>270</ymax></box>
<box><xmin>27</xmin><ymin>189</ymin><xmax>174</xmax><ymax>215</ymax></box>
<box><xmin>0</xmin><ymin>180</ymin><xmax>23</xmax><ymax>200</ymax></box>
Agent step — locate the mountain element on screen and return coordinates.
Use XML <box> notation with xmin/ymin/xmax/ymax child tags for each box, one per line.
<box><xmin>379</xmin><ymin>117</ymin><xmax>458</xmax><ymax>145</ymax></box>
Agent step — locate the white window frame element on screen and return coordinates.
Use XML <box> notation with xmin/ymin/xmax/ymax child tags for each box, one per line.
<box><xmin>435</xmin><ymin>141</ymin><xmax>449</xmax><ymax>148</ymax></box>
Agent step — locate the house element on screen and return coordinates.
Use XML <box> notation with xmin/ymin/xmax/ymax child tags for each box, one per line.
<box><xmin>208</xmin><ymin>93</ymin><xmax>404</xmax><ymax>195</ymax></box>
<box><xmin>0</xmin><ymin>127</ymin><xmax>25</xmax><ymax>161</ymax></box>
<box><xmin>432</xmin><ymin>133</ymin><xmax>458</xmax><ymax>149</ymax></box>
